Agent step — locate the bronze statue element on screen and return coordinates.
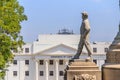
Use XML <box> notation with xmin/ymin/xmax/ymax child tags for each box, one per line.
<box><xmin>74</xmin><ymin>12</ymin><xmax>93</xmax><ymax>59</ymax></box>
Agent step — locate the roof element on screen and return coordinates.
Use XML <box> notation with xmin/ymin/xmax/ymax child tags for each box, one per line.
<box><xmin>34</xmin><ymin>43</ymin><xmax>79</xmax><ymax>56</ymax></box>
<box><xmin>37</xmin><ymin>34</ymin><xmax>80</xmax><ymax>44</ymax></box>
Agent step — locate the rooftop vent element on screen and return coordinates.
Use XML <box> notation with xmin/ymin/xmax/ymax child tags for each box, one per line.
<box><xmin>57</xmin><ymin>28</ymin><xmax>74</xmax><ymax>35</ymax></box>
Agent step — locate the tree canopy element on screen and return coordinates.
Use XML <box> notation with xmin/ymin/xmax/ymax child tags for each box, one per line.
<box><xmin>0</xmin><ymin>0</ymin><xmax>27</xmax><ymax>78</ymax></box>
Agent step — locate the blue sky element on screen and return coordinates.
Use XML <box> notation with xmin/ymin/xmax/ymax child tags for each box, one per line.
<box><xmin>19</xmin><ymin>0</ymin><xmax>120</xmax><ymax>42</ymax></box>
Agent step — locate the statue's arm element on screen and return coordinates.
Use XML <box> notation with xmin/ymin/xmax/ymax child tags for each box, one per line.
<box><xmin>83</xmin><ymin>20</ymin><xmax>90</xmax><ymax>39</ymax></box>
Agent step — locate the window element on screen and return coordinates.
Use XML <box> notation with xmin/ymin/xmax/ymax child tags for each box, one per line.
<box><xmin>49</xmin><ymin>71</ymin><xmax>53</xmax><ymax>76</ymax></box>
<box><xmin>40</xmin><ymin>71</ymin><xmax>44</xmax><ymax>76</ymax></box>
<box><xmin>39</xmin><ymin>60</ymin><xmax>44</xmax><ymax>65</ymax></box>
<box><xmin>13</xmin><ymin>71</ymin><xmax>17</xmax><ymax>76</ymax></box>
<box><xmin>25</xmin><ymin>48</ymin><xmax>29</xmax><ymax>53</ymax></box>
<box><xmin>105</xmin><ymin>60</ymin><xmax>107</xmax><ymax>63</ymax></box>
<box><xmin>93</xmin><ymin>60</ymin><xmax>97</xmax><ymax>64</ymax></box>
<box><xmin>59</xmin><ymin>71</ymin><xmax>64</xmax><ymax>76</ymax></box>
<box><xmin>59</xmin><ymin>60</ymin><xmax>63</xmax><ymax>65</ymax></box>
<box><xmin>13</xmin><ymin>60</ymin><xmax>17</xmax><ymax>65</ymax></box>
<box><xmin>49</xmin><ymin>60</ymin><xmax>53</xmax><ymax>65</ymax></box>
<box><xmin>13</xmin><ymin>50</ymin><xmax>17</xmax><ymax>53</ymax></box>
<box><xmin>25</xmin><ymin>71</ymin><xmax>29</xmax><ymax>76</ymax></box>
<box><xmin>25</xmin><ymin>60</ymin><xmax>29</xmax><ymax>65</ymax></box>
<box><xmin>93</xmin><ymin>48</ymin><xmax>97</xmax><ymax>53</ymax></box>
<box><xmin>104</xmin><ymin>48</ymin><xmax>108</xmax><ymax>52</ymax></box>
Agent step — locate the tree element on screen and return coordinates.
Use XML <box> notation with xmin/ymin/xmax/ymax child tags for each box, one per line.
<box><xmin>0</xmin><ymin>0</ymin><xmax>27</xmax><ymax>79</ymax></box>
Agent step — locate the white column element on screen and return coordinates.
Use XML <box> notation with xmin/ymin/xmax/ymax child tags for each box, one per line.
<box><xmin>45</xmin><ymin>60</ymin><xmax>48</xmax><ymax>80</ymax></box>
<box><xmin>19</xmin><ymin>60</ymin><xmax>21</xmax><ymax>80</ymax></box>
<box><xmin>55</xmin><ymin>59</ymin><xmax>59</xmax><ymax>80</ymax></box>
<box><xmin>35</xmin><ymin>60</ymin><xmax>39</xmax><ymax>80</ymax></box>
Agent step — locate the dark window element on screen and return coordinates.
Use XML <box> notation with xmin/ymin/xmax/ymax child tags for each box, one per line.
<box><xmin>59</xmin><ymin>71</ymin><xmax>64</xmax><ymax>76</ymax></box>
<box><xmin>13</xmin><ymin>60</ymin><xmax>17</xmax><ymax>65</ymax></box>
<box><xmin>93</xmin><ymin>60</ymin><xmax>97</xmax><ymax>64</ymax></box>
<box><xmin>25</xmin><ymin>60</ymin><xmax>29</xmax><ymax>65</ymax></box>
<box><xmin>93</xmin><ymin>48</ymin><xmax>97</xmax><ymax>53</ymax></box>
<box><xmin>13</xmin><ymin>71</ymin><xmax>17</xmax><ymax>76</ymax></box>
<box><xmin>40</xmin><ymin>71</ymin><xmax>44</xmax><ymax>76</ymax></box>
<box><xmin>13</xmin><ymin>50</ymin><xmax>17</xmax><ymax>53</ymax></box>
<box><xmin>59</xmin><ymin>60</ymin><xmax>63</xmax><ymax>65</ymax></box>
<box><xmin>49</xmin><ymin>71</ymin><xmax>53</xmax><ymax>76</ymax></box>
<box><xmin>105</xmin><ymin>60</ymin><xmax>107</xmax><ymax>63</ymax></box>
<box><xmin>49</xmin><ymin>60</ymin><xmax>53</xmax><ymax>65</ymax></box>
<box><xmin>39</xmin><ymin>60</ymin><xmax>44</xmax><ymax>65</ymax></box>
<box><xmin>104</xmin><ymin>48</ymin><xmax>108</xmax><ymax>52</ymax></box>
<box><xmin>25</xmin><ymin>48</ymin><xmax>29</xmax><ymax>53</ymax></box>
<box><xmin>25</xmin><ymin>71</ymin><xmax>29</xmax><ymax>76</ymax></box>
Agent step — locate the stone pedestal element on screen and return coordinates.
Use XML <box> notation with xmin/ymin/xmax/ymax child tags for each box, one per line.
<box><xmin>102</xmin><ymin>26</ymin><xmax>120</xmax><ymax>80</ymax></box>
<box><xmin>65</xmin><ymin>59</ymin><xmax>101</xmax><ymax>80</ymax></box>
<box><xmin>102</xmin><ymin>64</ymin><xmax>120</xmax><ymax>80</ymax></box>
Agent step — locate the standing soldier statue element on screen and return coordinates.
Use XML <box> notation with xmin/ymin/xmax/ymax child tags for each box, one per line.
<box><xmin>74</xmin><ymin>12</ymin><xmax>93</xmax><ymax>59</ymax></box>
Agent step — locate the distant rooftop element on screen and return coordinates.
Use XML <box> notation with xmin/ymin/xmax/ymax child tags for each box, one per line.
<box><xmin>57</xmin><ymin>28</ymin><xmax>74</xmax><ymax>34</ymax></box>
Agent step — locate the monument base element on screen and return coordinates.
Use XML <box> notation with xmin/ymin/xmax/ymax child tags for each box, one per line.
<box><xmin>65</xmin><ymin>59</ymin><xmax>101</xmax><ymax>80</ymax></box>
<box><xmin>106</xmin><ymin>51</ymin><xmax>120</xmax><ymax>63</ymax></box>
<box><xmin>102</xmin><ymin>64</ymin><xmax>120</xmax><ymax>80</ymax></box>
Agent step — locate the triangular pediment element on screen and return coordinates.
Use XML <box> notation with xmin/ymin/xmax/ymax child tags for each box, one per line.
<box><xmin>35</xmin><ymin>44</ymin><xmax>86</xmax><ymax>56</ymax></box>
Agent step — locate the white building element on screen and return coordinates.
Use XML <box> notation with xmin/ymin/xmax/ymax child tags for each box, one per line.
<box><xmin>5</xmin><ymin>33</ymin><xmax>111</xmax><ymax>80</ymax></box>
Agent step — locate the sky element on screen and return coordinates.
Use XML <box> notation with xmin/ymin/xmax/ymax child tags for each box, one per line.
<box><xmin>18</xmin><ymin>0</ymin><xmax>120</xmax><ymax>42</ymax></box>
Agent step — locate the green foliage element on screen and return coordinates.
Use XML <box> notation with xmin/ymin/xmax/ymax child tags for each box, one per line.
<box><xmin>0</xmin><ymin>0</ymin><xmax>27</xmax><ymax>79</ymax></box>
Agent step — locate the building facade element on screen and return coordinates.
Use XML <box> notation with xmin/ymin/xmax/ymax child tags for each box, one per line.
<box><xmin>5</xmin><ymin>34</ymin><xmax>110</xmax><ymax>80</ymax></box>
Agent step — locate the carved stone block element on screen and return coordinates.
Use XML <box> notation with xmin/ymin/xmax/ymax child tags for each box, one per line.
<box><xmin>65</xmin><ymin>59</ymin><xmax>101</xmax><ymax>80</ymax></box>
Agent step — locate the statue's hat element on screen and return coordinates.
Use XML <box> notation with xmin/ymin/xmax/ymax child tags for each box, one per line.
<box><xmin>81</xmin><ymin>11</ymin><xmax>88</xmax><ymax>16</ymax></box>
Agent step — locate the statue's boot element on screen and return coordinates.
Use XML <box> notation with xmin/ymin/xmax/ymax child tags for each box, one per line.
<box><xmin>85</xmin><ymin>56</ymin><xmax>93</xmax><ymax>62</ymax></box>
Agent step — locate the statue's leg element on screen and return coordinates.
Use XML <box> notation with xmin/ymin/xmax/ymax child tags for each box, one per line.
<box><xmin>74</xmin><ymin>38</ymin><xmax>84</xmax><ymax>59</ymax></box>
<box><xmin>84</xmin><ymin>40</ymin><xmax>92</xmax><ymax>57</ymax></box>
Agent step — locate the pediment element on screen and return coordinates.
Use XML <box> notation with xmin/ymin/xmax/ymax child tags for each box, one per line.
<box><xmin>35</xmin><ymin>44</ymin><xmax>86</xmax><ymax>56</ymax></box>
